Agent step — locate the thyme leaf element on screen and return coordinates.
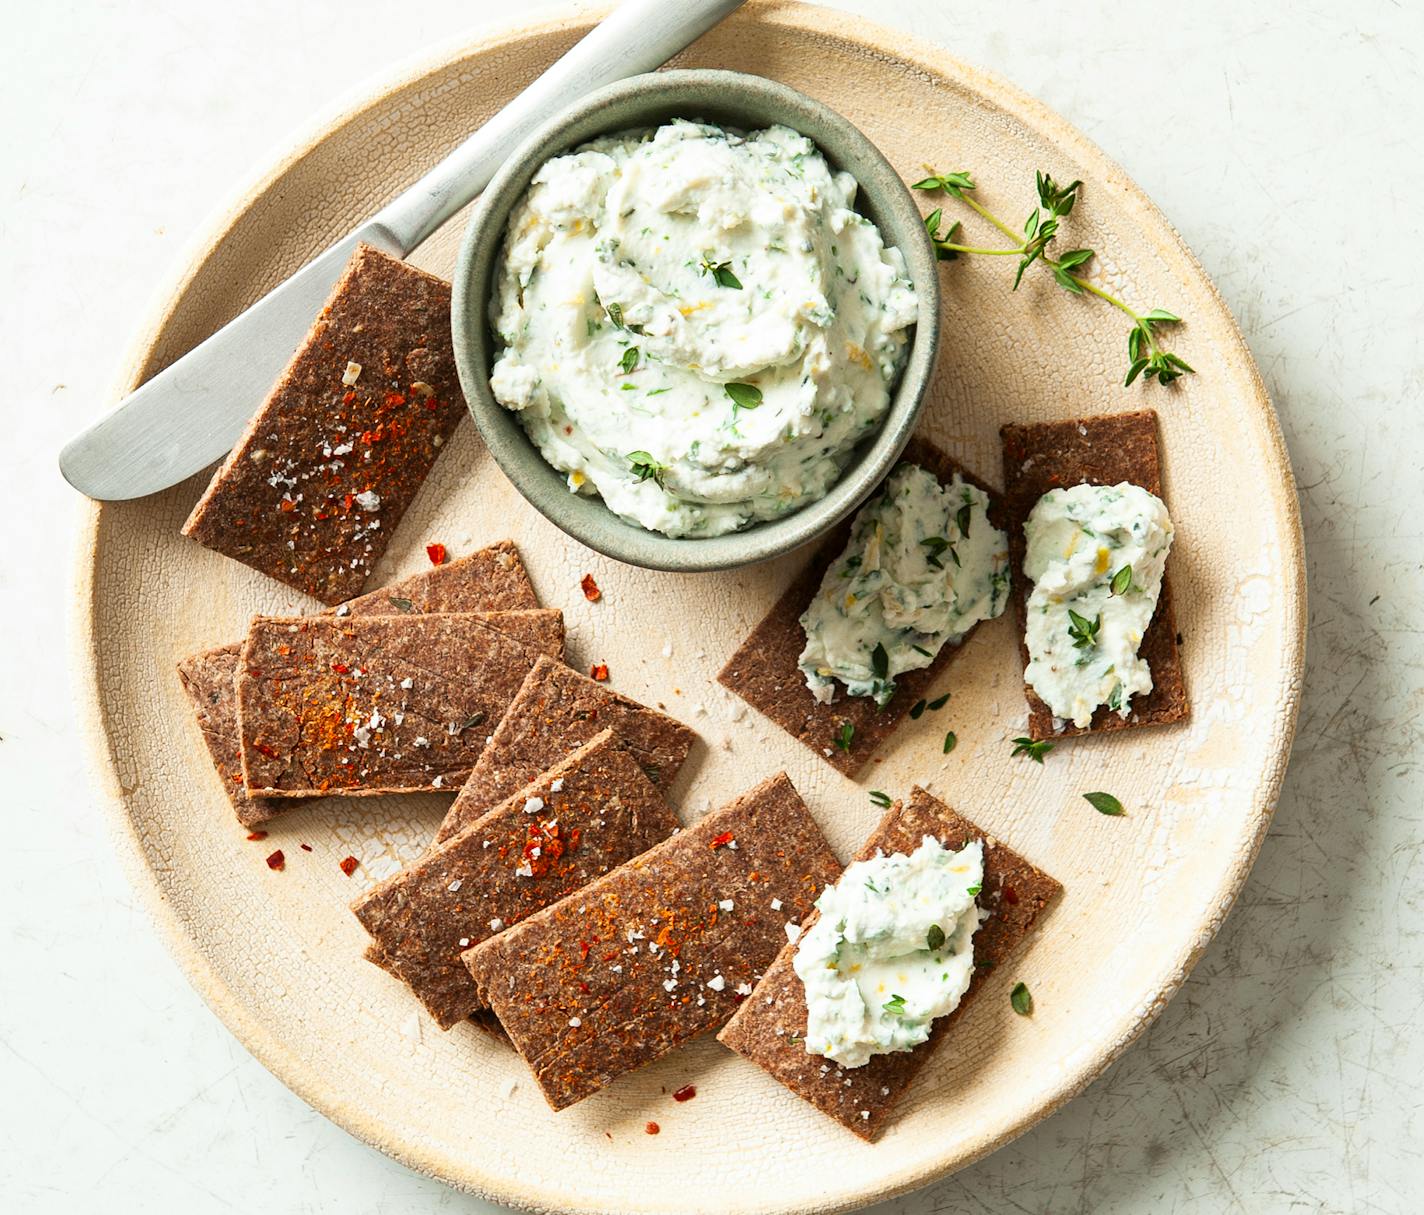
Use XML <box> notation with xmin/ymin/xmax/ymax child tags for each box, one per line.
<box><xmin>1084</xmin><ymin>791</ymin><xmax>1125</xmax><ymax>816</ymax></box>
<box><xmin>1010</xmin><ymin>982</ymin><xmax>1033</xmax><ymax>1016</ymax></box>
<box><xmin>920</xmin><ymin>535</ymin><xmax>952</xmax><ymax>569</ymax></box>
<box><xmin>725</xmin><ymin>382</ymin><xmax>762</xmax><ymax>412</ymax></box>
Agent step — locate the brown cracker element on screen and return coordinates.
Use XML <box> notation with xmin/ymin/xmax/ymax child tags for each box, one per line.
<box><xmin>361</xmin><ymin>947</ymin><xmax>511</xmax><ymax>1042</ymax></box>
<box><xmin>717</xmin><ymin>439</ymin><xmax>1004</xmax><ymax>776</ymax></box>
<box><xmin>435</xmin><ymin>655</ymin><xmax>697</xmax><ymax>845</ymax></box>
<box><xmin>463</xmin><ymin>772</ymin><xmax>842</xmax><ymax>1111</ymax></box>
<box><xmin>352</xmin><ymin>730</ymin><xmax>680</xmax><ymax>1029</ymax></box>
<box><xmin>237</xmin><ymin>610</ymin><xmax>563</xmax><ymax>797</ymax></box>
<box><xmin>1000</xmin><ymin>411</ymin><xmax>1188</xmax><ymax>740</ymax></box>
<box><xmin>177</xmin><ymin>542</ymin><xmax>538</xmax><ymax>827</ymax></box>
<box><xmin>181</xmin><ymin>244</ymin><xmax>464</xmax><ymax>604</ymax></box>
<box><xmin>178</xmin><ymin>644</ymin><xmax>276</xmax><ymax>830</ymax></box>
<box><xmin>717</xmin><ymin>787</ymin><xmax>1061</xmax><ymax>1139</ymax></box>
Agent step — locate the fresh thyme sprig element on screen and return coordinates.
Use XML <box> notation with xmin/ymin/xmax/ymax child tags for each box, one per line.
<box><xmin>914</xmin><ymin>169</ymin><xmax>1194</xmax><ymax>388</ymax></box>
<box><xmin>627</xmin><ymin>451</ymin><xmax>667</xmax><ymax>487</ymax></box>
<box><xmin>1067</xmin><ymin>609</ymin><xmax>1102</xmax><ymax>650</ymax></box>
<box><xmin>1011</xmin><ymin>736</ymin><xmax>1054</xmax><ymax>763</ymax></box>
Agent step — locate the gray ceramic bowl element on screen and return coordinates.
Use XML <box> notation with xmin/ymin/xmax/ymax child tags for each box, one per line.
<box><xmin>451</xmin><ymin>69</ymin><xmax>940</xmax><ymax>572</ymax></box>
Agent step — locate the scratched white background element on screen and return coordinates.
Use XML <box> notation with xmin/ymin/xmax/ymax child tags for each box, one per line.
<box><xmin>3</xmin><ymin>1</ymin><xmax>1421</xmax><ymax>1211</ymax></box>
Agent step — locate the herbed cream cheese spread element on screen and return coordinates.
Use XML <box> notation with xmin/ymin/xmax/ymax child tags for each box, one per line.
<box><xmin>1023</xmin><ymin>481</ymin><xmax>1174</xmax><ymax>728</ymax></box>
<box><xmin>797</xmin><ymin>463</ymin><xmax>1010</xmax><ymax>705</ymax></box>
<box><xmin>488</xmin><ymin>119</ymin><xmax>918</xmax><ymax>538</ymax></box>
<box><xmin>793</xmin><ymin>836</ymin><xmax>984</xmax><ymax>1068</ymax></box>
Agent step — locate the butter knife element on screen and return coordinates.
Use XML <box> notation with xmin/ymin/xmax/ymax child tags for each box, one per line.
<box><xmin>59</xmin><ymin>0</ymin><xmax>746</xmax><ymax>501</ymax></box>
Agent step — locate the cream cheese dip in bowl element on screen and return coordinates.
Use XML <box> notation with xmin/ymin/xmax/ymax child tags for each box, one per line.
<box><xmin>452</xmin><ymin>69</ymin><xmax>940</xmax><ymax>572</ymax></box>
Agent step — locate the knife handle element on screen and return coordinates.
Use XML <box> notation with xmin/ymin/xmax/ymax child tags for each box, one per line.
<box><xmin>373</xmin><ymin>0</ymin><xmax>747</xmax><ymax>252</ymax></box>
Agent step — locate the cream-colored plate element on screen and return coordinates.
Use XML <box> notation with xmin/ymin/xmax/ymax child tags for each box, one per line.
<box><xmin>74</xmin><ymin>4</ymin><xmax>1304</xmax><ymax>1212</ymax></box>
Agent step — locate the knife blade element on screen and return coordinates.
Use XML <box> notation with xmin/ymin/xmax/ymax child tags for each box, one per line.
<box><xmin>59</xmin><ymin>0</ymin><xmax>747</xmax><ymax>501</ymax></box>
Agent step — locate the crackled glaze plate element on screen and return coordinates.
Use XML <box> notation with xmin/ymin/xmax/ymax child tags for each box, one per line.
<box><xmin>75</xmin><ymin>3</ymin><xmax>1304</xmax><ymax>1212</ymax></box>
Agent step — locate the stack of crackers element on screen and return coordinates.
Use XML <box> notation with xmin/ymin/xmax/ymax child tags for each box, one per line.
<box><xmin>172</xmin><ymin>243</ymin><xmax>1193</xmax><ymax>1139</ymax></box>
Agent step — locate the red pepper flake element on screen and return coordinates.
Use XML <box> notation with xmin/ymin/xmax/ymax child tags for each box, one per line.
<box><xmin>580</xmin><ymin>574</ymin><xmax>602</xmax><ymax>602</ymax></box>
<box><xmin>425</xmin><ymin>542</ymin><xmax>447</xmax><ymax>566</ymax></box>
<box><xmin>710</xmin><ymin>831</ymin><xmax>735</xmax><ymax>850</ymax></box>
<box><xmin>339</xmin><ymin>856</ymin><xmax>360</xmax><ymax>876</ymax></box>
<box><xmin>330</xmin><ymin>662</ymin><xmax>350</xmax><ymax>674</ymax></box>
<box><xmin>253</xmin><ymin>742</ymin><xmax>277</xmax><ymax>758</ymax></box>
<box><xmin>522</xmin><ymin>820</ymin><xmax>570</xmax><ymax>878</ymax></box>
<box><xmin>590</xmin><ymin>663</ymin><xmax>609</xmax><ymax>682</ymax></box>
<box><xmin>299</xmin><ymin>843</ymin><xmax>313</xmax><ymax>852</ymax></box>
<box><xmin>265</xmin><ymin>850</ymin><xmax>286</xmax><ymax>871</ymax></box>
<box><xmin>246</xmin><ymin>831</ymin><xmax>269</xmax><ymax>841</ymax></box>
<box><xmin>278</xmin><ymin>499</ymin><xmax>295</xmax><ymax>513</ymax></box>
<box><xmin>672</xmin><ymin>1084</ymin><xmax>696</xmax><ymax>1103</ymax></box>
<box><xmin>644</xmin><ymin>1121</ymin><xmax>660</xmax><ymax>1136</ymax></box>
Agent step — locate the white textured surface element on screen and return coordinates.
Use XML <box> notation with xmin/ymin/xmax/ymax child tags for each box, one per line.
<box><xmin>2</xmin><ymin>3</ymin><xmax>1419</xmax><ymax>1214</ymax></box>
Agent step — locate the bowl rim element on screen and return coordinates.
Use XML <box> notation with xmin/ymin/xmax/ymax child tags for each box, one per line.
<box><xmin>450</xmin><ymin>66</ymin><xmax>941</xmax><ymax>572</ymax></box>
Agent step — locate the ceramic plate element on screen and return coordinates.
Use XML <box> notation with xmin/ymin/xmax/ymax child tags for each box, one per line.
<box><xmin>75</xmin><ymin>4</ymin><xmax>1304</xmax><ymax>1212</ymax></box>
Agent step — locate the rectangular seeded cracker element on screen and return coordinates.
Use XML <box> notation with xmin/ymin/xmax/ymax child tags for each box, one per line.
<box><xmin>435</xmin><ymin>654</ymin><xmax>697</xmax><ymax>845</ymax></box>
<box><xmin>1000</xmin><ymin>410</ymin><xmax>1187</xmax><ymax>740</ymax></box>
<box><xmin>177</xmin><ymin>541</ymin><xmax>538</xmax><ymax>827</ymax></box>
<box><xmin>463</xmin><ymin>772</ymin><xmax>842</xmax><ymax>1111</ymax></box>
<box><xmin>181</xmin><ymin>244</ymin><xmax>465</xmax><ymax>605</ymax></box>
<box><xmin>717</xmin><ymin>787</ymin><xmax>1061</xmax><ymax>1140</ymax></box>
<box><xmin>237</xmin><ymin>610</ymin><xmax>563</xmax><ymax>797</ymax></box>
<box><xmin>717</xmin><ymin>439</ymin><xmax>1004</xmax><ymax>776</ymax></box>
<box><xmin>352</xmin><ymin>730</ymin><xmax>680</xmax><ymax>1029</ymax></box>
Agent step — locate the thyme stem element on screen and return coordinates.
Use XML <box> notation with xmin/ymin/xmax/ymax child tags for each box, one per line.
<box><xmin>915</xmin><ymin>167</ymin><xmax>1193</xmax><ymax>387</ymax></box>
